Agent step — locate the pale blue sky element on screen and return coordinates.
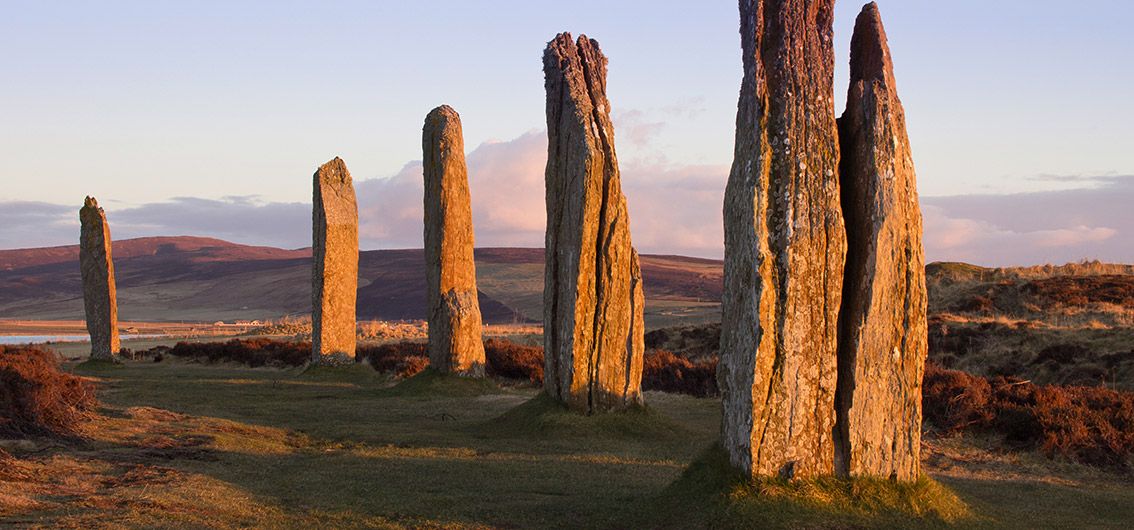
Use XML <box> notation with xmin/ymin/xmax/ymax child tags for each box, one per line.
<box><xmin>1</xmin><ymin>1</ymin><xmax>1132</xmax><ymax>264</ymax></box>
<box><xmin>4</xmin><ymin>0</ymin><xmax>1132</xmax><ymax>203</ymax></box>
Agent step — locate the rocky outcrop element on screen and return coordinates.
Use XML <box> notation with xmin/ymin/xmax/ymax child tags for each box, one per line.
<box><xmin>79</xmin><ymin>196</ymin><xmax>120</xmax><ymax>360</ymax></box>
<box><xmin>719</xmin><ymin>0</ymin><xmax>846</xmax><ymax>478</ymax></box>
<box><xmin>312</xmin><ymin>157</ymin><xmax>358</xmax><ymax>363</ymax></box>
<box><xmin>542</xmin><ymin>32</ymin><xmax>644</xmax><ymax>413</ymax></box>
<box><xmin>422</xmin><ymin>105</ymin><xmax>486</xmax><ymax>376</ymax></box>
<box><xmin>835</xmin><ymin>2</ymin><xmax>927</xmax><ymax>481</ymax></box>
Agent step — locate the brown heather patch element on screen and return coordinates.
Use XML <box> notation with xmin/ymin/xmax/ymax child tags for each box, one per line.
<box><xmin>0</xmin><ymin>345</ymin><xmax>98</xmax><ymax>438</ymax></box>
<box><xmin>923</xmin><ymin>363</ymin><xmax>1134</xmax><ymax>469</ymax></box>
<box><xmin>484</xmin><ymin>338</ymin><xmax>544</xmax><ymax>383</ymax></box>
<box><xmin>642</xmin><ymin>350</ymin><xmax>718</xmax><ymax>398</ymax></box>
<box><xmin>359</xmin><ymin>341</ymin><xmax>430</xmax><ymax>378</ymax></box>
<box><xmin>165</xmin><ymin>338</ymin><xmax>312</xmax><ymax>367</ymax></box>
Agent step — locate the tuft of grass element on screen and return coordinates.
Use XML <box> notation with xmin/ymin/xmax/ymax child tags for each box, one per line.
<box><xmin>652</xmin><ymin>444</ymin><xmax>972</xmax><ymax>529</ymax></box>
<box><xmin>382</xmin><ymin>368</ymin><xmax>504</xmax><ymax>398</ymax></box>
<box><xmin>475</xmin><ymin>392</ymin><xmax>688</xmax><ymax>441</ymax></box>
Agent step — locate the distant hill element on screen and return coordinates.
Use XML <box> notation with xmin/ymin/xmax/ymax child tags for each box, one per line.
<box><xmin>7</xmin><ymin>236</ymin><xmax>1129</xmax><ymax>340</ymax></box>
<box><xmin>0</xmin><ymin>236</ymin><xmax>723</xmax><ymax>327</ymax></box>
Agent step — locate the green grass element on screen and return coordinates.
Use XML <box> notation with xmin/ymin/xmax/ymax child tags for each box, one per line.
<box><xmin>2</xmin><ymin>360</ymin><xmax>1126</xmax><ymax>528</ymax></box>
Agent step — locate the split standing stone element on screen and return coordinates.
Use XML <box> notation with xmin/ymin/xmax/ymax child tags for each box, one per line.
<box><xmin>79</xmin><ymin>196</ymin><xmax>120</xmax><ymax>360</ymax></box>
<box><xmin>312</xmin><ymin>157</ymin><xmax>359</xmax><ymax>363</ymax></box>
<box><xmin>542</xmin><ymin>33</ymin><xmax>644</xmax><ymax>413</ymax></box>
<box><xmin>835</xmin><ymin>2</ymin><xmax>928</xmax><ymax>481</ymax></box>
<box><xmin>423</xmin><ymin>105</ymin><xmax>487</xmax><ymax>376</ymax></box>
<box><xmin>719</xmin><ymin>0</ymin><xmax>846</xmax><ymax>478</ymax></box>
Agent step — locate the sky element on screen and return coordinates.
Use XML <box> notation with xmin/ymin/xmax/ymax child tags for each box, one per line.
<box><xmin>1</xmin><ymin>1</ymin><xmax>1132</xmax><ymax>266</ymax></box>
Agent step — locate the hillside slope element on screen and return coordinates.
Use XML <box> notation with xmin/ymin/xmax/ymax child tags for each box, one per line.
<box><xmin>0</xmin><ymin>237</ymin><xmax>723</xmax><ymax>327</ymax></box>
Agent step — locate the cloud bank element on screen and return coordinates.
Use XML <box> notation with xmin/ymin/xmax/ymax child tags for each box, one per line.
<box><xmin>921</xmin><ymin>176</ymin><xmax>1133</xmax><ymax>266</ymax></box>
<box><xmin>2</xmin><ymin>130</ymin><xmax>1131</xmax><ymax>267</ymax></box>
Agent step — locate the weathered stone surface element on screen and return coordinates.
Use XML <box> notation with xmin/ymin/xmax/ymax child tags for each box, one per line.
<box><xmin>542</xmin><ymin>32</ymin><xmax>644</xmax><ymax>413</ymax></box>
<box><xmin>312</xmin><ymin>157</ymin><xmax>358</xmax><ymax>363</ymax></box>
<box><xmin>79</xmin><ymin>196</ymin><xmax>120</xmax><ymax>360</ymax></box>
<box><xmin>835</xmin><ymin>2</ymin><xmax>927</xmax><ymax>481</ymax></box>
<box><xmin>719</xmin><ymin>0</ymin><xmax>846</xmax><ymax>478</ymax></box>
<box><xmin>423</xmin><ymin>105</ymin><xmax>486</xmax><ymax>377</ymax></box>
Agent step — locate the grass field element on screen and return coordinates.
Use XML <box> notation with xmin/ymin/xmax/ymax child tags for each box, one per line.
<box><xmin>2</xmin><ymin>359</ymin><xmax>1132</xmax><ymax>528</ymax></box>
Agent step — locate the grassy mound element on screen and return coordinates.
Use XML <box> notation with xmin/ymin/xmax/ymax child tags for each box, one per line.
<box><xmin>73</xmin><ymin>358</ymin><xmax>124</xmax><ymax>372</ymax></box>
<box><xmin>381</xmin><ymin>368</ymin><xmax>502</xmax><ymax>398</ymax></box>
<box><xmin>654</xmin><ymin>445</ymin><xmax>972</xmax><ymax>529</ymax></box>
<box><xmin>476</xmin><ymin>392</ymin><xmax>688</xmax><ymax>441</ymax></box>
<box><xmin>296</xmin><ymin>362</ymin><xmax>389</xmax><ymax>385</ymax></box>
<box><xmin>1</xmin><ymin>345</ymin><xmax>98</xmax><ymax>438</ymax></box>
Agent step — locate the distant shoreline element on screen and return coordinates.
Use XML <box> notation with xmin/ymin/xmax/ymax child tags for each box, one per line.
<box><xmin>0</xmin><ymin>319</ymin><xmax>254</xmax><ymax>338</ymax></box>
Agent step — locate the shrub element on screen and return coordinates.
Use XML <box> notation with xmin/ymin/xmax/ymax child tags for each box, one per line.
<box><xmin>922</xmin><ymin>363</ymin><xmax>994</xmax><ymax>437</ymax></box>
<box><xmin>923</xmin><ymin>363</ymin><xmax>1134</xmax><ymax>468</ymax></box>
<box><xmin>0</xmin><ymin>345</ymin><xmax>97</xmax><ymax>438</ymax></box>
<box><xmin>485</xmin><ymin>339</ymin><xmax>543</xmax><ymax>383</ymax></box>
<box><xmin>359</xmin><ymin>342</ymin><xmax>429</xmax><ymax>378</ymax></box>
<box><xmin>164</xmin><ymin>339</ymin><xmax>310</xmax><ymax>367</ymax></box>
<box><xmin>643</xmin><ymin>350</ymin><xmax>719</xmax><ymax>397</ymax></box>
<box><xmin>361</xmin><ymin>339</ymin><xmax>546</xmax><ymax>382</ymax></box>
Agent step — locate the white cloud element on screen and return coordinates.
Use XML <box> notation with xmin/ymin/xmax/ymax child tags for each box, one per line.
<box><xmin>3</xmin><ymin>125</ymin><xmax>1131</xmax><ymax>268</ymax></box>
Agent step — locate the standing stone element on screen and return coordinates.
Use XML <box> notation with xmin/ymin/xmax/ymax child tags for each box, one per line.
<box><xmin>422</xmin><ymin>105</ymin><xmax>486</xmax><ymax>376</ymax></box>
<box><xmin>719</xmin><ymin>0</ymin><xmax>846</xmax><ymax>478</ymax></box>
<box><xmin>835</xmin><ymin>2</ymin><xmax>927</xmax><ymax>481</ymax></box>
<box><xmin>79</xmin><ymin>196</ymin><xmax>120</xmax><ymax>360</ymax></box>
<box><xmin>542</xmin><ymin>33</ymin><xmax>644</xmax><ymax>413</ymax></box>
<box><xmin>312</xmin><ymin>157</ymin><xmax>358</xmax><ymax>363</ymax></box>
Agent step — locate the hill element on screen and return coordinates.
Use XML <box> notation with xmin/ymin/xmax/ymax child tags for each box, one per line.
<box><xmin>0</xmin><ymin>236</ymin><xmax>723</xmax><ymax>327</ymax></box>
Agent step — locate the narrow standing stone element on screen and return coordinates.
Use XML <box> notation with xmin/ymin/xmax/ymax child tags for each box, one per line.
<box><xmin>542</xmin><ymin>32</ymin><xmax>644</xmax><ymax>413</ymax></box>
<box><xmin>312</xmin><ymin>157</ymin><xmax>358</xmax><ymax>363</ymax></box>
<box><xmin>719</xmin><ymin>0</ymin><xmax>846</xmax><ymax>478</ymax></box>
<box><xmin>423</xmin><ymin>105</ymin><xmax>487</xmax><ymax>376</ymax></box>
<box><xmin>835</xmin><ymin>2</ymin><xmax>928</xmax><ymax>481</ymax></box>
<box><xmin>79</xmin><ymin>196</ymin><xmax>120</xmax><ymax>360</ymax></box>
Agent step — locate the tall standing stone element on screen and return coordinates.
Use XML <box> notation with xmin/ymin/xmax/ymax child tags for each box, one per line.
<box><xmin>542</xmin><ymin>33</ymin><xmax>644</xmax><ymax>413</ymax></box>
<box><xmin>835</xmin><ymin>2</ymin><xmax>927</xmax><ymax>481</ymax></box>
<box><xmin>79</xmin><ymin>196</ymin><xmax>120</xmax><ymax>360</ymax></box>
<box><xmin>422</xmin><ymin>105</ymin><xmax>487</xmax><ymax>376</ymax></box>
<box><xmin>312</xmin><ymin>157</ymin><xmax>358</xmax><ymax>363</ymax></box>
<box><xmin>719</xmin><ymin>0</ymin><xmax>846</xmax><ymax>478</ymax></box>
